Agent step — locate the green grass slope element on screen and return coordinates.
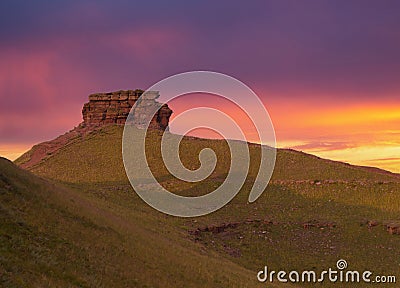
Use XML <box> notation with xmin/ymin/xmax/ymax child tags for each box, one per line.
<box><xmin>1</xmin><ymin>157</ymin><xmax>283</xmax><ymax>287</ymax></box>
<box><xmin>16</xmin><ymin>125</ymin><xmax>399</xmax><ymax>184</ymax></box>
<box><xmin>12</xmin><ymin>126</ymin><xmax>400</xmax><ymax>287</ymax></box>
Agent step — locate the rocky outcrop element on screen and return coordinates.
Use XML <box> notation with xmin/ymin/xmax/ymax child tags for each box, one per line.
<box><xmin>82</xmin><ymin>89</ymin><xmax>172</xmax><ymax>130</ymax></box>
<box><xmin>16</xmin><ymin>89</ymin><xmax>172</xmax><ymax>169</ymax></box>
<box><xmin>386</xmin><ymin>222</ymin><xmax>400</xmax><ymax>235</ymax></box>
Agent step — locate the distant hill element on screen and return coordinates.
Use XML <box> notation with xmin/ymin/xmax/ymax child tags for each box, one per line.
<box><xmin>16</xmin><ymin>125</ymin><xmax>399</xmax><ymax>184</ymax></box>
<box><xmin>16</xmin><ymin>88</ymin><xmax>399</xmax><ymax>184</ymax></box>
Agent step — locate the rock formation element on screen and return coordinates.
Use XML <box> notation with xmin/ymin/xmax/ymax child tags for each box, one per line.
<box><xmin>82</xmin><ymin>89</ymin><xmax>172</xmax><ymax>130</ymax></box>
<box><xmin>16</xmin><ymin>89</ymin><xmax>172</xmax><ymax>169</ymax></box>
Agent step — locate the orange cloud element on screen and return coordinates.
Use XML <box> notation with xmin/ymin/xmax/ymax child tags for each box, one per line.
<box><xmin>268</xmin><ymin>98</ymin><xmax>400</xmax><ymax>173</ymax></box>
<box><xmin>288</xmin><ymin>141</ymin><xmax>356</xmax><ymax>152</ymax></box>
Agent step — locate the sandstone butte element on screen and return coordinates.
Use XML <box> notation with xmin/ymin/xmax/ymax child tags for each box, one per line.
<box><xmin>17</xmin><ymin>89</ymin><xmax>173</xmax><ymax>169</ymax></box>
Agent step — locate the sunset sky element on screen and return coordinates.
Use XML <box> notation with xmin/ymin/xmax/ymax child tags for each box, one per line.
<box><xmin>0</xmin><ymin>1</ymin><xmax>399</xmax><ymax>172</ymax></box>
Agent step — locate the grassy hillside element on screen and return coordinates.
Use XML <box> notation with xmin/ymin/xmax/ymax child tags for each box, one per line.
<box><xmin>1</xmin><ymin>157</ymin><xmax>278</xmax><ymax>287</ymax></box>
<box><xmin>16</xmin><ymin>125</ymin><xmax>399</xmax><ymax>184</ymax></box>
<box><xmin>11</xmin><ymin>126</ymin><xmax>400</xmax><ymax>287</ymax></box>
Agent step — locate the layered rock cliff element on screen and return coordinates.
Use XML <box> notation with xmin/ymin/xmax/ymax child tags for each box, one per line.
<box><xmin>82</xmin><ymin>89</ymin><xmax>172</xmax><ymax>130</ymax></box>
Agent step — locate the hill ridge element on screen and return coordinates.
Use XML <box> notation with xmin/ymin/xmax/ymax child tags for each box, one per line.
<box><xmin>16</xmin><ymin>125</ymin><xmax>399</xmax><ymax>184</ymax></box>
